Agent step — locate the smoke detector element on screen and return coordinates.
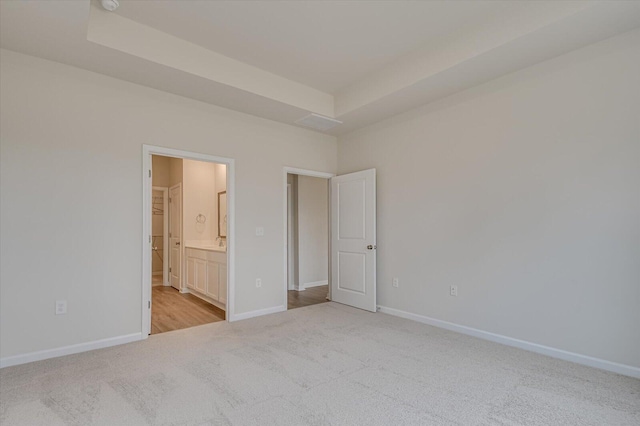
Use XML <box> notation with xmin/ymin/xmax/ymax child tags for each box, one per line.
<box><xmin>101</xmin><ymin>0</ymin><xmax>120</xmax><ymax>12</ymax></box>
<box><xmin>295</xmin><ymin>113</ymin><xmax>342</xmax><ymax>132</ymax></box>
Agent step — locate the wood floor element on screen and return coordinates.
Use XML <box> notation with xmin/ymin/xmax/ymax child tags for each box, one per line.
<box><xmin>287</xmin><ymin>285</ymin><xmax>329</xmax><ymax>310</ymax></box>
<box><xmin>151</xmin><ymin>286</ymin><xmax>225</xmax><ymax>335</ymax></box>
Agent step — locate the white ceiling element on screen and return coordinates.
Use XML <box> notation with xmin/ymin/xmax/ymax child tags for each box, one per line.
<box><xmin>1</xmin><ymin>1</ymin><xmax>639</xmax><ymax>135</ymax></box>
<box><xmin>115</xmin><ymin>0</ymin><xmax>552</xmax><ymax>94</ymax></box>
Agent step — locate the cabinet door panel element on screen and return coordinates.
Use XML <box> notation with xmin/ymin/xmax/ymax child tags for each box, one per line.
<box><xmin>206</xmin><ymin>261</ymin><xmax>219</xmax><ymax>300</ymax></box>
<box><xmin>186</xmin><ymin>258</ymin><xmax>195</xmax><ymax>289</ymax></box>
<box><xmin>195</xmin><ymin>259</ymin><xmax>206</xmax><ymax>293</ymax></box>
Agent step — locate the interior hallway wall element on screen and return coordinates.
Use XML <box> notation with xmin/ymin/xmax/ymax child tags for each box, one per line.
<box><xmin>337</xmin><ymin>29</ymin><xmax>640</xmax><ymax>368</ymax></box>
<box><xmin>297</xmin><ymin>176</ymin><xmax>328</xmax><ymax>288</ymax></box>
<box><xmin>0</xmin><ymin>49</ymin><xmax>337</xmax><ymax>360</ymax></box>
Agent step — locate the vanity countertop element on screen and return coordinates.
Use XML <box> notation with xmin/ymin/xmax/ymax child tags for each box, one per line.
<box><xmin>185</xmin><ymin>242</ymin><xmax>226</xmax><ymax>252</ymax></box>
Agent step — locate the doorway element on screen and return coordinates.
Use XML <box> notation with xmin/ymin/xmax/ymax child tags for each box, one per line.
<box><xmin>143</xmin><ymin>146</ymin><xmax>235</xmax><ymax>336</ymax></box>
<box><xmin>284</xmin><ymin>168</ymin><xmax>334</xmax><ymax>310</ymax></box>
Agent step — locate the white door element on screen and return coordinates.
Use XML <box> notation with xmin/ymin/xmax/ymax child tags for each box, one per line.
<box><xmin>331</xmin><ymin>169</ymin><xmax>376</xmax><ymax>312</ymax></box>
<box><xmin>169</xmin><ymin>184</ymin><xmax>182</xmax><ymax>290</ymax></box>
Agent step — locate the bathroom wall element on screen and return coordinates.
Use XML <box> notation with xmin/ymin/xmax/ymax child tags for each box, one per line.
<box><xmin>169</xmin><ymin>157</ymin><xmax>182</xmax><ymax>188</ymax></box>
<box><xmin>152</xmin><ymin>155</ymin><xmax>170</xmax><ymax>188</ymax></box>
<box><xmin>182</xmin><ymin>159</ymin><xmax>217</xmax><ymax>243</ymax></box>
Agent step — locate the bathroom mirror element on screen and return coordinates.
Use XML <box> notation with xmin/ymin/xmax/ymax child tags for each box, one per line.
<box><xmin>218</xmin><ymin>191</ymin><xmax>227</xmax><ymax>239</ymax></box>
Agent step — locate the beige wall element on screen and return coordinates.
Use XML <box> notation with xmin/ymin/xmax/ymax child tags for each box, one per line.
<box><xmin>182</xmin><ymin>159</ymin><xmax>217</xmax><ymax>242</ymax></box>
<box><xmin>0</xmin><ymin>49</ymin><xmax>337</xmax><ymax>359</ymax></box>
<box><xmin>151</xmin><ymin>155</ymin><xmax>170</xmax><ymax>188</ymax></box>
<box><xmin>169</xmin><ymin>157</ymin><xmax>183</xmax><ymax>188</ymax></box>
<box><xmin>338</xmin><ymin>29</ymin><xmax>640</xmax><ymax>368</ymax></box>
<box><xmin>297</xmin><ymin>176</ymin><xmax>329</xmax><ymax>287</ymax></box>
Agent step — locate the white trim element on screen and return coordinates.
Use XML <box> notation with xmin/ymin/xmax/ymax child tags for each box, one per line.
<box><xmin>302</xmin><ymin>280</ymin><xmax>328</xmax><ymax>288</ymax></box>
<box><xmin>282</xmin><ymin>167</ymin><xmax>334</xmax><ymax>309</ymax></box>
<box><xmin>287</xmin><ymin>183</ymin><xmax>294</xmax><ymax>291</ymax></box>
<box><xmin>0</xmin><ymin>333</ymin><xmax>143</xmax><ymax>369</ymax></box>
<box><xmin>377</xmin><ymin>305</ymin><xmax>640</xmax><ymax>379</ymax></box>
<box><xmin>231</xmin><ymin>305</ymin><xmax>286</xmax><ymax>322</ymax></box>
<box><xmin>143</xmin><ymin>145</ymin><xmax>236</xmax><ymax>335</ymax></box>
<box><xmin>168</xmin><ymin>182</ymin><xmax>183</xmax><ymax>292</ymax></box>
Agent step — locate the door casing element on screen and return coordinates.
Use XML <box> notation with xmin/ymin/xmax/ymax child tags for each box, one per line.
<box><xmin>143</xmin><ymin>145</ymin><xmax>236</xmax><ymax>337</ymax></box>
<box><xmin>168</xmin><ymin>183</ymin><xmax>182</xmax><ymax>291</ymax></box>
<box><xmin>282</xmin><ymin>167</ymin><xmax>335</xmax><ymax>308</ymax></box>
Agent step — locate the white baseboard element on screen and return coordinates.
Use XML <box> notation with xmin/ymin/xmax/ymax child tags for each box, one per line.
<box><xmin>230</xmin><ymin>305</ymin><xmax>286</xmax><ymax>322</ymax></box>
<box><xmin>0</xmin><ymin>333</ymin><xmax>144</xmax><ymax>369</ymax></box>
<box><xmin>377</xmin><ymin>305</ymin><xmax>640</xmax><ymax>379</ymax></box>
<box><xmin>302</xmin><ymin>280</ymin><xmax>328</xmax><ymax>288</ymax></box>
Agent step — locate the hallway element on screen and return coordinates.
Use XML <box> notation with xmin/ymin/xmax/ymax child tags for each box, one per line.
<box><xmin>288</xmin><ymin>285</ymin><xmax>329</xmax><ymax>310</ymax></box>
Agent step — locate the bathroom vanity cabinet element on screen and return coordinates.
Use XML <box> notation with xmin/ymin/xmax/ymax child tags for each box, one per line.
<box><xmin>185</xmin><ymin>247</ymin><xmax>227</xmax><ymax>309</ymax></box>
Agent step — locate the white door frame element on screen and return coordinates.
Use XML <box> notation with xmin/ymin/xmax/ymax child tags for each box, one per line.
<box><xmin>143</xmin><ymin>145</ymin><xmax>236</xmax><ymax>337</ymax></box>
<box><xmin>168</xmin><ymin>183</ymin><xmax>182</xmax><ymax>291</ymax></box>
<box><xmin>151</xmin><ymin>186</ymin><xmax>169</xmax><ymax>286</ymax></box>
<box><xmin>282</xmin><ymin>167</ymin><xmax>335</xmax><ymax>309</ymax></box>
<box><xmin>287</xmin><ymin>183</ymin><xmax>295</xmax><ymax>291</ymax></box>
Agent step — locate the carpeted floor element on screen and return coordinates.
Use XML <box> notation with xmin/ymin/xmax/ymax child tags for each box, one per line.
<box><xmin>1</xmin><ymin>302</ymin><xmax>638</xmax><ymax>425</ymax></box>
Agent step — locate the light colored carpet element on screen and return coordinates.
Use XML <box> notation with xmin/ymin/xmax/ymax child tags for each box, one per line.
<box><xmin>1</xmin><ymin>302</ymin><xmax>638</xmax><ymax>425</ymax></box>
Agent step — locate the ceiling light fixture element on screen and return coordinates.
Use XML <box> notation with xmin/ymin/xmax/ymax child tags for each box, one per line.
<box><xmin>101</xmin><ymin>0</ymin><xmax>120</xmax><ymax>12</ymax></box>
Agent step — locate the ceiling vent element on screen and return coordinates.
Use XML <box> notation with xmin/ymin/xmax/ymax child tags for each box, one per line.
<box><xmin>295</xmin><ymin>113</ymin><xmax>342</xmax><ymax>132</ymax></box>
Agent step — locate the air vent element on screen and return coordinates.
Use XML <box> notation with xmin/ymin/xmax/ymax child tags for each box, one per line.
<box><xmin>295</xmin><ymin>113</ymin><xmax>342</xmax><ymax>131</ymax></box>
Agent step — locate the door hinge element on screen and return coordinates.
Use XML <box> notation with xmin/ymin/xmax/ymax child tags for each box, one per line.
<box><xmin>169</xmin><ymin>232</ymin><xmax>172</xmax><ymax>238</ymax></box>
<box><xmin>169</xmin><ymin>267</ymin><xmax>172</xmax><ymax>273</ymax></box>
<box><xmin>149</xmin><ymin>235</ymin><xmax>151</xmax><ymax>243</ymax></box>
<box><xmin>148</xmin><ymin>301</ymin><xmax>151</xmax><ymax>309</ymax></box>
<box><xmin>149</xmin><ymin>170</ymin><xmax>151</xmax><ymax>178</ymax></box>
<box><xmin>169</xmin><ymin>197</ymin><xmax>172</xmax><ymax>203</ymax></box>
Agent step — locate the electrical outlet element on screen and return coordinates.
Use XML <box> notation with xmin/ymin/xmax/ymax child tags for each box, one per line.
<box><xmin>256</xmin><ymin>278</ymin><xmax>262</xmax><ymax>288</ymax></box>
<box><xmin>255</xmin><ymin>227</ymin><xmax>264</xmax><ymax>236</ymax></box>
<box><xmin>55</xmin><ymin>300</ymin><xmax>67</xmax><ymax>315</ymax></box>
<box><xmin>450</xmin><ymin>285</ymin><xmax>458</xmax><ymax>297</ymax></box>
<box><xmin>392</xmin><ymin>278</ymin><xmax>399</xmax><ymax>288</ymax></box>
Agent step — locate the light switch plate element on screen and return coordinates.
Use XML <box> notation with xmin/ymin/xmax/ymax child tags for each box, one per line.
<box><xmin>256</xmin><ymin>227</ymin><xmax>264</xmax><ymax>236</ymax></box>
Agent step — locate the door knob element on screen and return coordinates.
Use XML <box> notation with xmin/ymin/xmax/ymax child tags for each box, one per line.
<box><xmin>367</xmin><ymin>245</ymin><xmax>376</xmax><ymax>250</ymax></box>
<box><xmin>176</xmin><ymin>242</ymin><xmax>180</xmax><ymax>246</ymax></box>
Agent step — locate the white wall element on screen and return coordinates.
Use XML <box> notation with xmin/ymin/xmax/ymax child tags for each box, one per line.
<box><xmin>0</xmin><ymin>49</ymin><xmax>337</xmax><ymax>359</ymax></box>
<box><xmin>297</xmin><ymin>176</ymin><xmax>329</xmax><ymax>287</ymax></box>
<box><xmin>338</xmin><ymin>29</ymin><xmax>640</xmax><ymax>368</ymax></box>
<box><xmin>182</xmin><ymin>159</ymin><xmax>217</xmax><ymax>242</ymax></box>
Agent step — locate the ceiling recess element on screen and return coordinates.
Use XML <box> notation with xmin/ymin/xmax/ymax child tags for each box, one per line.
<box><xmin>295</xmin><ymin>113</ymin><xmax>343</xmax><ymax>132</ymax></box>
